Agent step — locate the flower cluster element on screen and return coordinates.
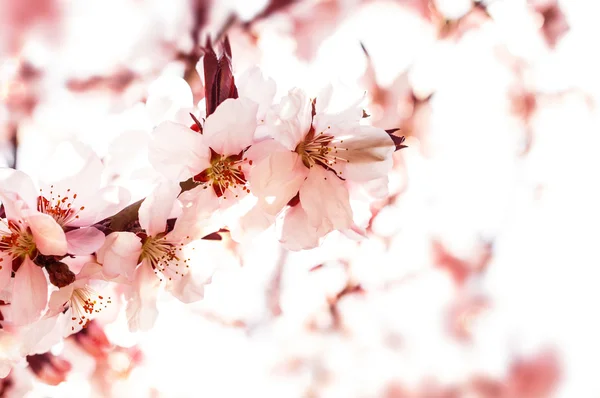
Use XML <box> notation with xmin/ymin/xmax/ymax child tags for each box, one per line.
<box><xmin>0</xmin><ymin>38</ymin><xmax>403</xmax><ymax>377</ymax></box>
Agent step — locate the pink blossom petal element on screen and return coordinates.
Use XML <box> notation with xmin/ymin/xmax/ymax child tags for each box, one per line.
<box><xmin>149</xmin><ymin>121</ymin><xmax>208</xmax><ymax>181</ymax></box>
<box><xmin>96</xmin><ymin>232</ymin><xmax>142</xmax><ymax>281</ymax></box>
<box><xmin>47</xmin><ymin>285</ymin><xmax>75</xmax><ymax>315</ymax></box>
<box><xmin>76</xmin><ymin>262</ymin><xmax>105</xmax><ymax>280</ymax></box>
<box><xmin>126</xmin><ymin>262</ymin><xmax>161</xmax><ymax>332</ymax></box>
<box><xmin>0</xmin><ymin>168</ymin><xmax>38</xmax><ymax>215</ymax></box>
<box><xmin>138</xmin><ymin>180</ymin><xmax>180</xmax><ymax>236</ymax></box>
<box><xmin>250</xmin><ymin>150</ymin><xmax>308</xmax><ymax>215</ymax></box>
<box><xmin>229</xmin><ymin>204</ymin><xmax>276</xmax><ymax>243</ymax></box>
<box><xmin>12</xmin><ymin>257</ymin><xmax>48</xmax><ymax>326</ymax></box>
<box><xmin>166</xmin><ymin>267</ymin><xmax>214</xmax><ymax>304</ymax></box>
<box><xmin>279</xmin><ymin>206</ymin><xmax>323</xmax><ymax>251</ymax></box>
<box><xmin>26</xmin><ymin>211</ymin><xmax>68</xmax><ymax>256</ymax></box>
<box><xmin>202</xmin><ymin>97</ymin><xmax>258</xmax><ymax>155</ymax></box>
<box><xmin>20</xmin><ymin>314</ymin><xmax>68</xmax><ymax>354</ymax></box>
<box><xmin>173</xmin><ymin>185</ymin><xmax>221</xmax><ymax>240</ymax></box>
<box><xmin>274</xmin><ymin>88</ymin><xmax>313</xmax><ymax>150</ymax></box>
<box><xmin>0</xmin><ymin>252</ymin><xmax>11</xmax><ymax>291</ymax></box>
<box><xmin>334</xmin><ymin>125</ymin><xmax>395</xmax><ymax>182</ymax></box>
<box><xmin>243</xmin><ymin>139</ymin><xmax>289</xmax><ymax>164</ymax></box>
<box><xmin>65</xmin><ymin>227</ymin><xmax>105</xmax><ymax>255</ymax></box>
<box><xmin>299</xmin><ymin>167</ymin><xmax>353</xmax><ymax>231</ymax></box>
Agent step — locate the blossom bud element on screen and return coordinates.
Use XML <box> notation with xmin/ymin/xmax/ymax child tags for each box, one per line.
<box><xmin>46</xmin><ymin>262</ymin><xmax>76</xmax><ymax>288</ymax></box>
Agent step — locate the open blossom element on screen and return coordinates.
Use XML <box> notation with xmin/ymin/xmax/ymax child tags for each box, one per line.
<box><xmin>147</xmin><ymin>67</ymin><xmax>277</xmax><ymax>234</ymax></box>
<box><xmin>47</xmin><ymin>262</ymin><xmax>111</xmax><ymax>334</ymax></box>
<box><xmin>151</xmin><ymin>96</ymin><xmax>260</xmax><ymax>194</ymax></box>
<box><xmin>0</xmin><ymin>143</ymin><xmax>129</xmax><ymax>255</ymax></box>
<box><xmin>0</xmin><ymin>195</ymin><xmax>67</xmax><ymax>326</ymax></box>
<box><xmin>247</xmin><ymin>87</ymin><xmax>396</xmax><ymax>250</ymax></box>
<box><xmin>97</xmin><ymin>181</ymin><xmax>214</xmax><ymax>331</ymax></box>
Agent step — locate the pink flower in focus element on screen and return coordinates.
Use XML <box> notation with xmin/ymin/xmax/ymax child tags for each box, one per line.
<box><xmin>0</xmin><ymin>186</ymin><xmax>67</xmax><ymax>326</ymax></box>
<box><xmin>1</xmin><ymin>143</ymin><xmax>129</xmax><ymax>255</ymax></box>
<box><xmin>97</xmin><ymin>181</ymin><xmax>214</xmax><ymax>331</ymax></box>
<box><xmin>151</xmin><ymin>97</ymin><xmax>257</xmax><ymax>194</ymax></box>
<box><xmin>148</xmin><ymin>68</ymin><xmax>277</xmax><ymax>234</ymax></box>
<box><xmin>248</xmin><ymin>87</ymin><xmax>395</xmax><ymax>250</ymax></box>
<box><xmin>47</xmin><ymin>262</ymin><xmax>111</xmax><ymax>334</ymax></box>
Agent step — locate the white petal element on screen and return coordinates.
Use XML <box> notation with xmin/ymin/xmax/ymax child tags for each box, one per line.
<box><xmin>146</xmin><ymin>75</ymin><xmax>193</xmax><ymax>126</ymax></box>
<box><xmin>333</xmin><ymin>125</ymin><xmax>395</xmax><ymax>182</ymax></box>
<box><xmin>138</xmin><ymin>180</ymin><xmax>180</xmax><ymax>236</ymax></box>
<box><xmin>38</xmin><ymin>141</ymin><xmax>103</xmax><ymax>196</ymax></box>
<box><xmin>203</xmin><ymin>98</ymin><xmax>258</xmax><ymax>155</ymax></box>
<box><xmin>149</xmin><ymin>121</ymin><xmax>208</xmax><ymax>181</ymax></box>
<box><xmin>299</xmin><ymin>167</ymin><xmax>353</xmax><ymax>231</ymax></box>
<box><xmin>65</xmin><ymin>227</ymin><xmax>106</xmax><ymax>255</ymax></box>
<box><xmin>237</xmin><ymin>67</ymin><xmax>276</xmax><ymax>119</ymax></box>
<box><xmin>96</xmin><ymin>232</ymin><xmax>142</xmax><ymax>281</ymax></box>
<box><xmin>314</xmin><ymin>83</ymin><xmax>365</xmax><ymax>120</ymax></box>
<box><xmin>26</xmin><ymin>211</ymin><xmax>68</xmax><ymax>256</ymax></box>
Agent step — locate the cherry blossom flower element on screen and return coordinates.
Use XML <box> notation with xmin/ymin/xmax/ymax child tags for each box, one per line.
<box><xmin>0</xmin><ymin>190</ymin><xmax>67</xmax><ymax>326</ymax></box>
<box><xmin>0</xmin><ymin>143</ymin><xmax>129</xmax><ymax>256</ymax></box>
<box><xmin>47</xmin><ymin>262</ymin><xmax>112</xmax><ymax>334</ymax></box>
<box><xmin>97</xmin><ymin>181</ymin><xmax>215</xmax><ymax>331</ymax></box>
<box><xmin>247</xmin><ymin>86</ymin><xmax>395</xmax><ymax>249</ymax></box>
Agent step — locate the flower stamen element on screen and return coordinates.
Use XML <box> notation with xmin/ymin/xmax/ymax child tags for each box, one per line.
<box><xmin>37</xmin><ymin>186</ymin><xmax>85</xmax><ymax>227</ymax></box>
<box><xmin>296</xmin><ymin>129</ymin><xmax>349</xmax><ymax>172</ymax></box>
<box><xmin>0</xmin><ymin>219</ymin><xmax>36</xmax><ymax>261</ymax></box>
<box><xmin>140</xmin><ymin>235</ymin><xmax>191</xmax><ymax>282</ymax></box>
<box><xmin>193</xmin><ymin>148</ymin><xmax>250</xmax><ymax>198</ymax></box>
<box><xmin>69</xmin><ymin>286</ymin><xmax>111</xmax><ymax>331</ymax></box>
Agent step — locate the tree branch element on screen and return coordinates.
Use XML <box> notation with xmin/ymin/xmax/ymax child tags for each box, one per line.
<box><xmin>97</xmin><ymin>177</ymin><xmax>197</xmax><ymax>234</ymax></box>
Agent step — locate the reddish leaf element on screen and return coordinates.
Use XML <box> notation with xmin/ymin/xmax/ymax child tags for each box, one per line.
<box><xmin>203</xmin><ymin>36</ymin><xmax>239</xmax><ymax>117</ymax></box>
<box><xmin>385</xmin><ymin>129</ymin><xmax>408</xmax><ymax>151</ymax></box>
<box><xmin>189</xmin><ymin>113</ymin><xmax>203</xmax><ymax>133</ymax></box>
